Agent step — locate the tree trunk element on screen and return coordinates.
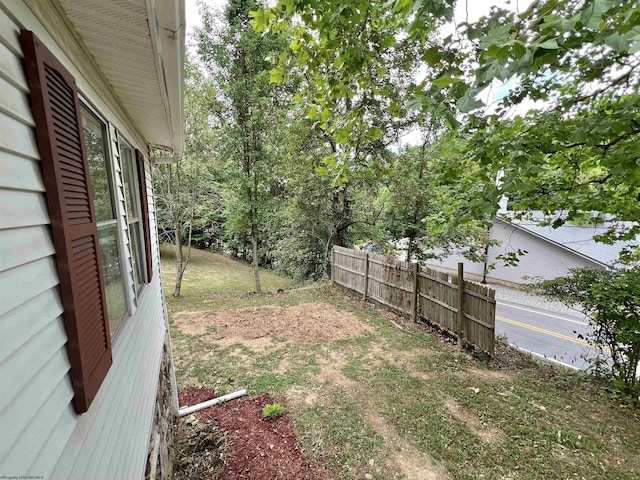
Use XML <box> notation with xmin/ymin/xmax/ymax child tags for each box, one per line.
<box><xmin>322</xmin><ymin>232</ymin><xmax>335</xmax><ymax>280</ymax></box>
<box><xmin>407</xmin><ymin>236</ymin><xmax>414</xmax><ymax>262</ymax></box>
<box><xmin>251</xmin><ymin>227</ymin><xmax>261</xmax><ymax>293</ymax></box>
<box><xmin>331</xmin><ymin>186</ymin><xmax>351</xmax><ymax>248</ymax></box>
<box><xmin>173</xmin><ymin>222</ymin><xmax>186</xmax><ymax>297</ymax></box>
<box><xmin>174</xmin><ymin>264</ymin><xmax>186</xmax><ymax>297</ymax></box>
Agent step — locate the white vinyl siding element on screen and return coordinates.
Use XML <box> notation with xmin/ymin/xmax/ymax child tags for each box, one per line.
<box><xmin>0</xmin><ymin>225</ymin><xmax>54</xmax><ymax>271</ymax></box>
<box><xmin>0</xmin><ymin>6</ymin><xmax>73</xmax><ymax>478</ymax></box>
<box><xmin>0</xmin><ymin>288</ymin><xmax>63</xmax><ymax>364</ymax></box>
<box><xmin>0</xmin><ymin>40</ymin><xmax>29</xmax><ymax>90</ymax></box>
<box><xmin>0</xmin><ymin>188</ymin><xmax>50</xmax><ymax>229</ymax></box>
<box><xmin>0</xmin><ymin>2</ymin><xmax>168</xmax><ymax>479</ymax></box>
<box><xmin>0</xmin><ymin>74</ymin><xmax>34</xmax><ymax>125</ymax></box>
<box><xmin>0</xmin><ymin>110</ymin><xmax>39</xmax><ymax>159</ymax></box>
<box><xmin>0</xmin><ymin>152</ymin><xmax>45</xmax><ymax>191</ymax></box>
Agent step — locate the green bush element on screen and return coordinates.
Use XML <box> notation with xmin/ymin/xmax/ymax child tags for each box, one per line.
<box><xmin>534</xmin><ymin>266</ymin><xmax>640</xmax><ymax>404</ymax></box>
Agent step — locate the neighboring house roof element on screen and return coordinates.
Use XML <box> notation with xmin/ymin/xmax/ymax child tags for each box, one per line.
<box><xmin>497</xmin><ymin>212</ymin><xmax>636</xmax><ymax>267</ymax></box>
<box><xmin>55</xmin><ymin>0</ymin><xmax>185</xmax><ymax>156</ymax></box>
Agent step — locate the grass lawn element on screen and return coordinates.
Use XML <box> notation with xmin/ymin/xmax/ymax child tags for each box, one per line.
<box><xmin>162</xmin><ymin>245</ymin><xmax>640</xmax><ymax>480</ymax></box>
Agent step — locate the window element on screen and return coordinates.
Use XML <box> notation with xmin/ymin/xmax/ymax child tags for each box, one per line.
<box><xmin>119</xmin><ymin>137</ymin><xmax>145</xmax><ymax>294</ymax></box>
<box><xmin>81</xmin><ymin>107</ymin><xmax>128</xmax><ymax>335</ymax></box>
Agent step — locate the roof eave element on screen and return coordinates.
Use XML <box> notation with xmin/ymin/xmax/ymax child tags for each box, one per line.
<box><xmin>148</xmin><ymin>0</ymin><xmax>185</xmax><ymax>158</ymax></box>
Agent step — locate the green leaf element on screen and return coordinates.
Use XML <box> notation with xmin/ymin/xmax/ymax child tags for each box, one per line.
<box><xmin>307</xmin><ymin>106</ymin><xmax>318</xmax><ymax>120</ymax></box>
<box><xmin>457</xmin><ymin>90</ymin><xmax>483</xmax><ymax>113</ymax></box>
<box><xmin>324</xmin><ymin>153</ymin><xmax>337</xmax><ymax>167</ymax></box>
<box><xmin>406</xmin><ymin>94</ymin><xmax>424</xmax><ymax>111</ymax></box>
<box><xmin>422</xmin><ymin>47</ymin><xmax>442</xmax><ymax>66</ymax></box>
<box><xmin>537</xmin><ymin>38</ymin><xmax>559</xmax><ymax>49</ymax></box>
<box><xmin>269</xmin><ymin>66</ymin><xmax>284</xmax><ymax>84</ymax></box>
<box><xmin>368</xmin><ymin>127</ymin><xmax>383</xmax><ymax>140</ymax></box>
<box><xmin>321</xmin><ymin>107</ymin><xmax>331</xmax><ymax>123</ymax></box>
<box><xmin>443</xmin><ymin>110</ymin><xmax>460</xmax><ymax>129</ymax></box>
<box><xmin>593</xmin><ymin>0</ymin><xmax>617</xmax><ymax>15</ymax></box>
<box><xmin>432</xmin><ymin>76</ymin><xmax>464</xmax><ymax>87</ymax></box>
<box><xmin>486</xmin><ymin>44</ymin><xmax>504</xmax><ymax>58</ymax></box>
<box><xmin>334</xmin><ymin>127</ymin><xmax>350</xmax><ymax>144</ymax></box>
<box><xmin>249</xmin><ymin>9</ymin><xmax>274</xmax><ymax>32</ymax></box>
<box><xmin>604</xmin><ymin>34</ymin><xmax>629</xmax><ymax>52</ymax></box>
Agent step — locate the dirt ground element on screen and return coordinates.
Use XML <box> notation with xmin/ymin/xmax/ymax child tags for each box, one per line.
<box><xmin>174</xmin><ymin>302</ymin><xmax>372</xmax><ymax>350</ymax></box>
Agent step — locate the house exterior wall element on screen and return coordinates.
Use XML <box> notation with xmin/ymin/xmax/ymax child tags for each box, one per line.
<box><xmin>428</xmin><ymin>219</ymin><xmax>604</xmax><ymax>285</ymax></box>
<box><xmin>0</xmin><ymin>2</ymin><xmax>173</xmax><ymax>478</ymax></box>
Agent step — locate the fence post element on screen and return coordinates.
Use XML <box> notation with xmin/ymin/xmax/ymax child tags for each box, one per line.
<box><xmin>458</xmin><ymin>262</ymin><xmax>465</xmax><ymax>351</ymax></box>
<box><xmin>331</xmin><ymin>247</ymin><xmax>335</xmax><ymax>286</ymax></box>
<box><xmin>411</xmin><ymin>262</ymin><xmax>419</xmax><ymax>322</ymax></box>
<box><xmin>363</xmin><ymin>253</ymin><xmax>369</xmax><ymax>300</ymax></box>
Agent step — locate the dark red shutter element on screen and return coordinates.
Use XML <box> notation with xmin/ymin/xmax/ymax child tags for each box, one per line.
<box><xmin>136</xmin><ymin>149</ymin><xmax>153</xmax><ymax>281</ymax></box>
<box><xmin>20</xmin><ymin>30</ymin><xmax>112</xmax><ymax>414</ymax></box>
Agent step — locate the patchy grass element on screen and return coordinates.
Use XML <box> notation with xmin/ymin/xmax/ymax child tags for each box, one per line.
<box><xmin>160</xmin><ymin>243</ymin><xmax>298</xmax><ymax>313</ymax></box>
<box><xmin>164</xmin><ymin>247</ymin><xmax>640</xmax><ymax>480</ymax></box>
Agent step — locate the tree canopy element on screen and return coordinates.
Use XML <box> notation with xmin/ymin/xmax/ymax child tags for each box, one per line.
<box><xmin>155</xmin><ymin>0</ymin><xmax>638</xmax><ymax>299</ymax></box>
<box><xmin>253</xmin><ymin>0</ymin><xmax>640</xmax><ymax>255</ymax></box>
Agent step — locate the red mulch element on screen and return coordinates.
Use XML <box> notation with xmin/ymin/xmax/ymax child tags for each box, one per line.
<box><xmin>177</xmin><ymin>387</ymin><xmax>328</xmax><ymax>480</ymax></box>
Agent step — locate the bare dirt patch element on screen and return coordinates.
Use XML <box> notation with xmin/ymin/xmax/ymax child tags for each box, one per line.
<box><xmin>365</xmin><ymin>344</ymin><xmax>434</xmax><ymax>381</ymax></box>
<box><xmin>443</xmin><ymin>398</ymin><xmax>506</xmax><ymax>444</ymax></box>
<box><xmin>285</xmin><ymin>380</ymin><xmax>450</xmax><ymax>479</ymax></box>
<box><xmin>276</xmin><ymin>357</ymin><xmax>292</xmax><ymax>374</ymax></box>
<box><xmin>284</xmin><ymin>386</ymin><xmax>322</xmax><ymax>408</ymax></box>
<box><xmin>315</xmin><ymin>352</ymin><xmax>353</xmax><ymax>388</ymax></box>
<box><xmin>300</xmin><ymin>349</ymin><xmax>448</xmax><ymax>480</ymax></box>
<box><xmin>454</xmin><ymin>367</ymin><xmax>511</xmax><ymax>382</ymax></box>
<box><xmin>174</xmin><ymin>310</ymin><xmax>215</xmax><ymax>336</ymax></box>
<box><xmin>174</xmin><ymin>303</ymin><xmax>371</xmax><ymax>351</ymax></box>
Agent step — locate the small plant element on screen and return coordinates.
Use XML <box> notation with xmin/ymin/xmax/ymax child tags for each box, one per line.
<box><xmin>262</xmin><ymin>403</ymin><xmax>283</xmax><ymax>420</ymax></box>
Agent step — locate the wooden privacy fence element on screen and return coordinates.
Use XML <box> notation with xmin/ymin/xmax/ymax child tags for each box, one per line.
<box><xmin>332</xmin><ymin>246</ymin><xmax>496</xmax><ymax>354</ymax></box>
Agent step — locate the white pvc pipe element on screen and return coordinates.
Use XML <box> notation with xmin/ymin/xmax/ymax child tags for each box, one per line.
<box><xmin>177</xmin><ymin>389</ymin><xmax>248</xmax><ymax>417</ymax></box>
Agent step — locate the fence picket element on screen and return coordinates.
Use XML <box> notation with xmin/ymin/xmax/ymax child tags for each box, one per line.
<box><xmin>332</xmin><ymin>246</ymin><xmax>496</xmax><ymax>353</ymax></box>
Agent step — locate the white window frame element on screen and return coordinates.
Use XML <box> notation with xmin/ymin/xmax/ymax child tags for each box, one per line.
<box><xmin>117</xmin><ymin>133</ymin><xmax>147</xmax><ymax>298</ymax></box>
<box><xmin>79</xmin><ymin>95</ymin><xmax>133</xmax><ymax>341</ymax></box>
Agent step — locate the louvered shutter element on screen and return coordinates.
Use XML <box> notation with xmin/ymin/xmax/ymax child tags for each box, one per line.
<box><xmin>20</xmin><ymin>30</ymin><xmax>112</xmax><ymax>414</ymax></box>
<box><xmin>136</xmin><ymin>149</ymin><xmax>153</xmax><ymax>281</ymax></box>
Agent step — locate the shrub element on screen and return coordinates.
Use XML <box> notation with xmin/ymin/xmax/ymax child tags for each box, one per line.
<box><xmin>533</xmin><ymin>266</ymin><xmax>640</xmax><ymax>404</ymax></box>
<box><xmin>262</xmin><ymin>403</ymin><xmax>284</xmax><ymax>420</ymax></box>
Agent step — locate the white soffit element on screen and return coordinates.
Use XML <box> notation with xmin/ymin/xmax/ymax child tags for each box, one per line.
<box><xmin>58</xmin><ymin>0</ymin><xmax>184</xmax><ymax>155</ymax></box>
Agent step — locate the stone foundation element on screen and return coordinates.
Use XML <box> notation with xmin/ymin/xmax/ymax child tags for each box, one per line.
<box><xmin>145</xmin><ymin>335</ymin><xmax>175</xmax><ymax>479</ymax></box>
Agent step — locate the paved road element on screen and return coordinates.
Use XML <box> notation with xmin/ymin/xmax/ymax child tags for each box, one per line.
<box><xmin>495</xmin><ymin>301</ymin><xmax>604</xmax><ymax>370</ymax></box>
